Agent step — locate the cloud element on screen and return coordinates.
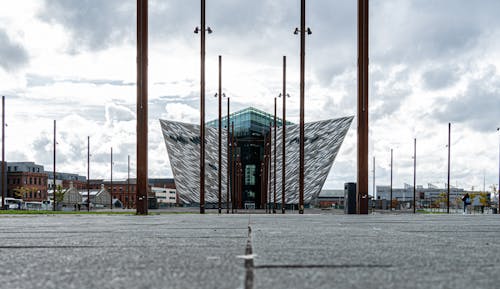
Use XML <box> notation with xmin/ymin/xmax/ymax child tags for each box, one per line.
<box><xmin>38</xmin><ymin>0</ymin><xmax>134</xmax><ymax>52</ymax></box>
<box><xmin>432</xmin><ymin>66</ymin><xmax>500</xmax><ymax>132</ymax></box>
<box><xmin>0</xmin><ymin>29</ymin><xmax>29</xmax><ymax>71</ymax></box>
<box><xmin>422</xmin><ymin>65</ymin><xmax>460</xmax><ymax>90</ymax></box>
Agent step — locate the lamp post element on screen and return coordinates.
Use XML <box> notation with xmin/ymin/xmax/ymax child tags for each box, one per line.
<box><xmin>294</xmin><ymin>0</ymin><xmax>312</xmax><ymax>214</ymax></box>
<box><xmin>215</xmin><ymin>55</ymin><xmax>226</xmax><ymax>214</ymax></box>
<box><xmin>447</xmin><ymin>123</ymin><xmax>451</xmax><ymax>214</ymax></box>
<box><xmin>1</xmin><ymin>96</ymin><xmax>4</xmax><ymax>210</ymax></box>
<box><xmin>226</xmin><ymin>98</ymin><xmax>230</xmax><ymax>213</ymax></box>
<box><xmin>87</xmin><ymin>136</ymin><xmax>90</xmax><ymax>212</ymax></box>
<box><xmin>278</xmin><ymin>56</ymin><xmax>289</xmax><ymax>214</ymax></box>
<box><xmin>127</xmin><ymin>154</ymin><xmax>130</xmax><ymax>209</ymax></box>
<box><xmin>194</xmin><ymin>0</ymin><xmax>213</xmax><ymax>214</ymax></box>
<box><xmin>497</xmin><ymin>127</ymin><xmax>499</xmax><ymax>212</ymax></box>
<box><xmin>53</xmin><ymin>120</ymin><xmax>56</xmax><ymax>211</ymax></box>
<box><xmin>413</xmin><ymin>138</ymin><xmax>416</xmax><ymax>214</ymax></box>
<box><xmin>110</xmin><ymin>147</ymin><xmax>113</xmax><ymax>210</ymax></box>
<box><xmin>390</xmin><ymin>148</ymin><xmax>393</xmax><ymax>211</ymax></box>
<box><xmin>273</xmin><ymin>98</ymin><xmax>277</xmax><ymax>213</ymax></box>
<box><xmin>136</xmin><ymin>0</ymin><xmax>148</xmax><ymax>215</ymax></box>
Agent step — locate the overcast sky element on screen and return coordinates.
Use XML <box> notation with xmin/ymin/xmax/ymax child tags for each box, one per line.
<box><xmin>1</xmin><ymin>0</ymin><xmax>499</xmax><ymax>193</ymax></box>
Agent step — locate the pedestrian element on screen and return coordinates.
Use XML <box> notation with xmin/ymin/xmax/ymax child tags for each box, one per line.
<box><xmin>462</xmin><ymin>193</ymin><xmax>470</xmax><ymax>214</ymax></box>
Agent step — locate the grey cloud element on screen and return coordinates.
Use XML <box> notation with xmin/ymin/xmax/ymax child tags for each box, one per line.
<box><xmin>39</xmin><ymin>0</ymin><xmax>134</xmax><ymax>52</ymax></box>
<box><xmin>422</xmin><ymin>65</ymin><xmax>460</xmax><ymax>90</ymax></box>
<box><xmin>26</xmin><ymin>74</ymin><xmax>134</xmax><ymax>87</ymax></box>
<box><xmin>0</xmin><ymin>30</ymin><xmax>29</xmax><ymax>71</ymax></box>
<box><xmin>105</xmin><ymin>104</ymin><xmax>135</xmax><ymax>123</ymax></box>
<box><xmin>371</xmin><ymin>69</ymin><xmax>412</xmax><ymax>120</ymax></box>
<box><xmin>433</xmin><ymin>66</ymin><xmax>500</xmax><ymax>132</ymax></box>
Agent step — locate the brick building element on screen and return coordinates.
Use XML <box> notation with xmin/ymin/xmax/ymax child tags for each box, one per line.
<box><xmin>87</xmin><ymin>178</ymin><xmax>175</xmax><ymax>208</ymax></box>
<box><xmin>6</xmin><ymin>162</ymin><xmax>48</xmax><ymax>201</ymax></box>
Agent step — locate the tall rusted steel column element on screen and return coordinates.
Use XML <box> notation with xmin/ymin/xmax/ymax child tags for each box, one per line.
<box><xmin>136</xmin><ymin>0</ymin><xmax>148</xmax><ymax>215</ymax></box>
<box><xmin>281</xmin><ymin>57</ymin><xmax>287</xmax><ymax>214</ymax></box>
<box><xmin>298</xmin><ymin>0</ymin><xmax>306</xmax><ymax>214</ymax></box>
<box><xmin>110</xmin><ymin>147</ymin><xmax>113</xmax><ymax>209</ymax></box>
<box><xmin>447</xmin><ymin>123</ymin><xmax>451</xmax><ymax>214</ymax></box>
<box><xmin>357</xmin><ymin>0</ymin><xmax>369</xmax><ymax>214</ymax></box>
<box><xmin>217</xmin><ymin>55</ymin><xmax>222</xmax><ymax>214</ymax></box>
<box><xmin>227</xmin><ymin>98</ymin><xmax>230</xmax><ymax>213</ymax></box>
<box><xmin>87</xmin><ymin>136</ymin><xmax>90</xmax><ymax>212</ymax></box>
<box><xmin>53</xmin><ymin>120</ymin><xmax>56</xmax><ymax>211</ymax></box>
<box><xmin>1</xmin><ymin>96</ymin><xmax>4</xmax><ymax>209</ymax></box>
<box><xmin>273</xmin><ymin>98</ymin><xmax>277</xmax><ymax>213</ymax></box>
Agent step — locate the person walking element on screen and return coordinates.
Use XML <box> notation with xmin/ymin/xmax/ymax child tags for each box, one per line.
<box><xmin>462</xmin><ymin>193</ymin><xmax>471</xmax><ymax>214</ymax></box>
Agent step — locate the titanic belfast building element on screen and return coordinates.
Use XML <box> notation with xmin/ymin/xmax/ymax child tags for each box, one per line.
<box><xmin>160</xmin><ymin>107</ymin><xmax>352</xmax><ymax>209</ymax></box>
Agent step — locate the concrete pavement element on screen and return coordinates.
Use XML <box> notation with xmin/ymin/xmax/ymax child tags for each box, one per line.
<box><xmin>1</xmin><ymin>212</ymin><xmax>500</xmax><ymax>289</ymax></box>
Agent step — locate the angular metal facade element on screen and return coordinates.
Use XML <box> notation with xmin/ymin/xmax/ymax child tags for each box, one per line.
<box><xmin>160</xmin><ymin>115</ymin><xmax>353</xmax><ymax>205</ymax></box>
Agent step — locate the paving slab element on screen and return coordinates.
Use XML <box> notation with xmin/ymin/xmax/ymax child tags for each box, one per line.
<box><xmin>1</xmin><ymin>213</ymin><xmax>500</xmax><ymax>289</ymax></box>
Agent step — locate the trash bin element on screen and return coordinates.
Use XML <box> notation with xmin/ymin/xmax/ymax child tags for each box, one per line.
<box><xmin>492</xmin><ymin>208</ymin><xmax>498</xmax><ymax>214</ymax></box>
<box><xmin>344</xmin><ymin>182</ymin><xmax>356</xmax><ymax>214</ymax></box>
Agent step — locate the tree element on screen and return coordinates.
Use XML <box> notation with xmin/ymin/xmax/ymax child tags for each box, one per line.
<box><xmin>54</xmin><ymin>185</ymin><xmax>65</xmax><ymax>204</ymax></box>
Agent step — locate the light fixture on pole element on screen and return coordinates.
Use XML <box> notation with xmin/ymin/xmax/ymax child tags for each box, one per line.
<box><xmin>278</xmin><ymin>56</ymin><xmax>290</xmax><ymax>214</ymax></box>
<box><xmin>390</xmin><ymin>148</ymin><xmax>393</xmax><ymax>211</ymax></box>
<box><xmin>294</xmin><ymin>0</ymin><xmax>312</xmax><ymax>214</ymax></box>
<box><xmin>87</xmin><ymin>136</ymin><xmax>90</xmax><ymax>212</ymax></box>
<box><xmin>447</xmin><ymin>123</ymin><xmax>451</xmax><ymax>214</ymax></box>
<box><xmin>194</xmin><ymin>0</ymin><xmax>213</xmax><ymax>214</ymax></box>
<box><xmin>413</xmin><ymin>138</ymin><xmax>416</xmax><ymax>214</ymax></box>
<box><xmin>53</xmin><ymin>120</ymin><xmax>56</xmax><ymax>211</ymax></box>
<box><xmin>1</xmin><ymin>96</ymin><xmax>4</xmax><ymax>210</ymax></box>
<box><xmin>214</xmin><ymin>55</ymin><xmax>226</xmax><ymax>214</ymax></box>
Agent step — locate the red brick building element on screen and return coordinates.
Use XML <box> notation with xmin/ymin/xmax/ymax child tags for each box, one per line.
<box><xmin>7</xmin><ymin>172</ymin><xmax>48</xmax><ymax>201</ymax></box>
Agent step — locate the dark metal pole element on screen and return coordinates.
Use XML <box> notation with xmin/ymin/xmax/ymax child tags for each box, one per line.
<box><xmin>87</xmin><ymin>136</ymin><xmax>90</xmax><ymax>212</ymax></box>
<box><xmin>218</xmin><ymin>55</ymin><xmax>222</xmax><ymax>214</ymax></box>
<box><xmin>298</xmin><ymin>0</ymin><xmax>306</xmax><ymax>215</ymax></box>
<box><xmin>447</xmin><ymin>123</ymin><xmax>451</xmax><ymax>214</ymax></box>
<box><xmin>390</xmin><ymin>148</ymin><xmax>393</xmax><ymax>211</ymax></box>
<box><xmin>231</xmin><ymin>121</ymin><xmax>235</xmax><ymax>212</ymax></box>
<box><xmin>357</xmin><ymin>0</ymin><xmax>369</xmax><ymax>214</ymax></box>
<box><xmin>273</xmin><ymin>98</ymin><xmax>277</xmax><ymax>213</ymax></box>
<box><xmin>1</xmin><ymin>96</ymin><xmax>4</xmax><ymax>210</ymax></box>
<box><xmin>199</xmin><ymin>0</ymin><xmax>207</xmax><ymax>214</ymax></box>
<box><xmin>110</xmin><ymin>147</ymin><xmax>113</xmax><ymax>209</ymax></box>
<box><xmin>373</xmin><ymin>156</ymin><xmax>375</xmax><ymax>202</ymax></box>
<box><xmin>227</xmin><ymin>98</ymin><xmax>230</xmax><ymax>213</ymax></box>
<box><xmin>268</xmin><ymin>124</ymin><xmax>272</xmax><ymax>214</ymax></box>
<box><xmin>497</xmin><ymin>127</ymin><xmax>500</xmax><ymax>213</ymax></box>
<box><xmin>282</xmin><ymin>56</ymin><xmax>287</xmax><ymax>214</ymax></box>
<box><xmin>136</xmin><ymin>0</ymin><xmax>148</xmax><ymax>215</ymax></box>
<box><xmin>413</xmin><ymin>138</ymin><xmax>416</xmax><ymax>214</ymax></box>
<box><xmin>53</xmin><ymin>120</ymin><xmax>56</xmax><ymax>211</ymax></box>
<box><xmin>128</xmin><ymin>155</ymin><xmax>130</xmax><ymax>209</ymax></box>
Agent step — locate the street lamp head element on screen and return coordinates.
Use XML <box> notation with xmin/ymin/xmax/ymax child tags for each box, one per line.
<box><xmin>194</xmin><ymin>27</ymin><xmax>200</xmax><ymax>34</ymax></box>
<box><xmin>222</xmin><ymin>93</ymin><xmax>226</xmax><ymax>98</ymax></box>
<box><xmin>307</xmin><ymin>27</ymin><xmax>312</xmax><ymax>35</ymax></box>
<box><xmin>207</xmin><ymin>27</ymin><xmax>213</xmax><ymax>34</ymax></box>
<box><xmin>214</xmin><ymin>93</ymin><xmax>218</xmax><ymax>98</ymax></box>
<box><xmin>293</xmin><ymin>28</ymin><xmax>299</xmax><ymax>35</ymax></box>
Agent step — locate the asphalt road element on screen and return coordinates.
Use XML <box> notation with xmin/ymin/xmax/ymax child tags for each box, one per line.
<box><xmin>1</xmin><ymin>212</ymin><xmax>499</xmax><ymax>289</ymax></box>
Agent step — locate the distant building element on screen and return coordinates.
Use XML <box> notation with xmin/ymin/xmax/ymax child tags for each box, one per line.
<box><xmin>151</xmin><ymin>187</ymin><xmax>177</xmax><ymax>206</ymax></box>
<box><xmin>314</xmin><ymin>189</ymin><xmax>345</xmax><ymax>208</ymax></box>
<box><xmin>6</xmin><ymin>162</ymin><xmax>48</xmax><ymax>201</ymax></box>
<box><xmin>79</xmin><ymin>185</ymin><xmax>111</xmax><ymax>208</ymax></box>
<box><xmin>47</xmin><ymin>182</ymin><xmax>83</xmax><ymax>209</ymax></box>
<box><xmin>47</xmin><ymin>171</ymin><xmax>86</xmax><ymax>190</ymax></box>
<box><xmin>87</xmin><ymin>178</ymin><xmax>175</xmax><ymax>209</ymax></box>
